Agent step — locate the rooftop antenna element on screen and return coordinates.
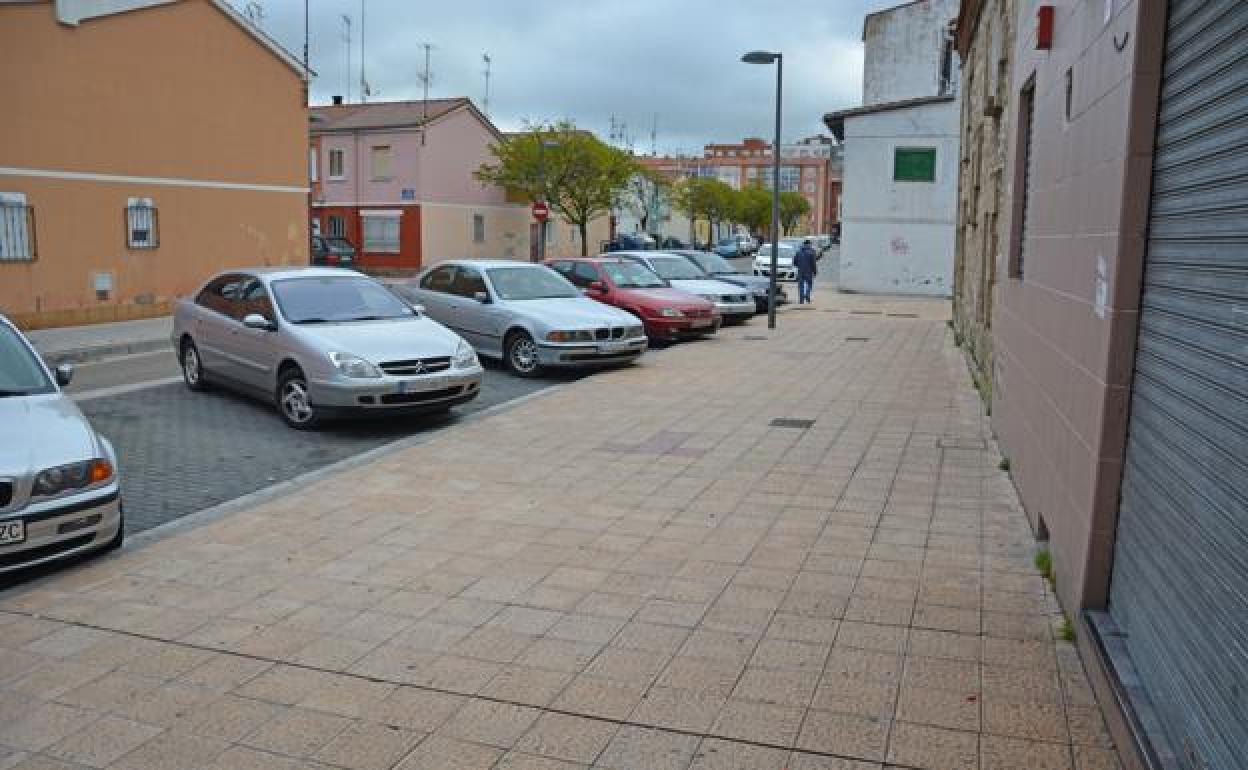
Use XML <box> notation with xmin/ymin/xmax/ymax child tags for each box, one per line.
<box><xmin>359</xmin><ymin>0</ymin><xmax>371</xmax><ymax>102</ymax></box>
<box><xmin>418</xmin><ymin>42</ymin><xmax>434</xmax><ymax>144</ymax></box>
<box><xmin>302</xmin><ymin>0</ymin><xmax>309</xmax><ymax>103</ymax></box>
<box><xmin>243</xmin><ymin>0</ymin><xmax>264</xmax><ymax>27</ymax></box>
<box><xmin>650</xmin><ymin>113</ymin><xmax>658</xmax><ymax>157</ymax></box>
<box><xmin>340</xmin><ymin>14</ymin><xmax>352</xmax><ymax>102</ymax></box>
<box><xmin>482</xmin><ymin>53</ymin><xmax>492</xmax><ymax>118</ymax></box>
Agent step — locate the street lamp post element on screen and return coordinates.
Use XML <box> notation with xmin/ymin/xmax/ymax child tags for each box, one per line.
<box><xmin>537</xmin><ymin>136</ymin><xmax>559</xmax><ymax>262</ymax></box>
<box><xmin>741</xmin><ymin>50</ymin><xmax>782</xmax><ymax>329</ymax></box>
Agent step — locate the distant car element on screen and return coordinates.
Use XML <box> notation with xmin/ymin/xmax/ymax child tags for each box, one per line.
<box><xmin>602</xmin><ymin>232</ymin><xmax>657</xmax><ymax>252</ymax></box>
<box><xmin>753</xmin><ymin>243</ymin><xmax>799</xmax><ymax>281</ymax></box>
<box><xmin>658</xmin><ymin>236</ymin><xmax>688</xmax><ymax>249</ymax></box>
<box><xmin>612</xmin><ymin>251</ymin><xmax>756</xmax><ymax>325</ymax></box>
<box><xmin>713</xmin><ymin>234</ymin><xmax>757</xmax><ymax>258</ymax></box>
<box><xmin>396</xmin><ymin>260</ymin><xmax>647</xmax><ymax>377</ymax></box>
<box><xmin>813</xmin><ymin>234</ymin><xmax>834</xmax><ymax>254</ymax></box>
<box><xmin>0</xmin><ymin>314</ymin><xmax>124</xmax><ymax>573</ymax></box>
<box><xmin>547</xmin><ymin>257</ymin><xmax>720</xmax><ymax>341</ymax></box>
<box><xmin>670</xmin><ymin>250</ymin><xmax>788</xmax><ymax>313</ymax></box>
<box><xmin>310</xmin><ymin>235</ymin><xmax>357</xmax><ymax>268</ymax></box>
<box><xmin>173</xmin><ymin>268</ymin><xmax>483</xmax><ymax>428</ymax></box>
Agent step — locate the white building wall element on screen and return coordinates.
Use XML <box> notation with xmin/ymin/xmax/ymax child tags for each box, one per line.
<box><xmin>862</xmin><ymin>0</ymin><xmax>959</xmax><ymax>104</ymax></box>
<box><xmin>838</xmin><ymin>100</ymin><xmax>958</xmax><ymax>296</ymax></box>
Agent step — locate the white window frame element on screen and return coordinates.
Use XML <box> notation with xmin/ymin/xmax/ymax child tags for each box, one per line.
<box><xmin>125</xmin><ymin>197</ymin><xmax>159</xmax><ymax>250</ymax></box>
<box><xmin>361</xmin><ymin>210</ymin><xmax>400</xmax><ymax>253</ymax></box>
<box><xmin>328</xmin><ymin>148</ymin><xmax>346</xmax><ymax>180</ymax></box>
<box><xmin>308</xmin><ymin>148</ymin><xmax>319</xmax><ymax>182</ymax></box>
<box><xmin>0</xmin><ymin>192</ymin><xmax>34</xmax><ymax>262</ymax></box>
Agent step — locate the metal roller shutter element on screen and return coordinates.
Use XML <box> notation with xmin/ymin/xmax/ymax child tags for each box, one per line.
<box><xmin>1108</xmin><ymin>2</ymin><xmax>1248</xmax><ymax>769</ymax></box>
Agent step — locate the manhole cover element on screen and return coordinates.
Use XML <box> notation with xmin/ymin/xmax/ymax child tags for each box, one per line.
<box><xmin>770</xmin><ymin>418</ymin><xmax>815</xmax><ymax>429</ymax></box>
<box><xmin>845</xmin><ymin>336</ymin><xmax>870</xmax><ymax>342</ymax></box>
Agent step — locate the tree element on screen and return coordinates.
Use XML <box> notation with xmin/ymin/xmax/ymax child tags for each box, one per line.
<box><xmin>476</xmin><ymin>121</ymin><xmax>639</xmax><ymax>256</ymax></box>
<box><xmin>779</xmin><ymin>192</ymin><xmax>812</xmax><ymax>235</ymax></box>
<box><xmin>734</xmin><ymin>185</ymin><xmax>772</xmax><ymax>238</ymax></box>
<box><xmin>672</xmin><ymin>177</ymin><xmax>737</xmax><ymax>246</ymax></box>
<box><xmin>620</xmin><ymin>169</ymin><xmax>670</xmax><ymax>236</ymax></box>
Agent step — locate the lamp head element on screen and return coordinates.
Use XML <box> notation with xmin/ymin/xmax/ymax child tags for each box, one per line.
<box><xmin>741</xmin><ymin>51</ymin><xmax>780</xmax><ymax>64</ymax></box>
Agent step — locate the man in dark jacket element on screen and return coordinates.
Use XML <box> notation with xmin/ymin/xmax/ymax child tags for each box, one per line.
<box><xmin>794</xmin><ymin>239</ymin><xmax>818</xmax><ymax>304</ymax></box>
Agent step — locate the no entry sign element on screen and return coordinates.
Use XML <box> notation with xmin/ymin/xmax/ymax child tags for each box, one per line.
<box><xmin>531</xmin><ymin>201</ymin><xmax>550</xmax><ymax>222</ymax></box>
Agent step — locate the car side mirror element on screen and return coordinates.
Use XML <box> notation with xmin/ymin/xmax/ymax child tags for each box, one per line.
<box><xmin>473</xmin><ymin>291</ymin><xmax>491</xmax><ymax>304</ymax></box>
<box><xmin>242</xmin><ymin>313</ymin><xmax>275</xmax><ymax>330</ymax></box>
<box><xmin>54</xmin><ymin>362</ymin><xmax>74</xmax><ymax>387</ymax></box>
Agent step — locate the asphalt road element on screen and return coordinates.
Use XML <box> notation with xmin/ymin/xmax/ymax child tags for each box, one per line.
<box><xmin>70</xmin><ymin>350</ymin><xmax>584</xmax><ymax>534</ymax></box>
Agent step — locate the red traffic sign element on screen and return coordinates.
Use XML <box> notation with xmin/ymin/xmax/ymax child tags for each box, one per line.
<box><xmin>531</xmin><ymin>201</ymin><xmax>550</xmax><ymax>222</ymax></box>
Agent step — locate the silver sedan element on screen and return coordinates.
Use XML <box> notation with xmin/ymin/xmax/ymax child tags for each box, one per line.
<box><xmin>394</xmin><ymin>260</ymin><xmax>647</xmax><ymax>377</ymax></box>
<box><xmin>172</xmin><ymin>268</ymin><xmax>484</xmax><ymax>429</ymax></box>
<box><xmin>1</xmin><ymin>314</ymin><xmax>124</xmax><ymax>573</ymax></box>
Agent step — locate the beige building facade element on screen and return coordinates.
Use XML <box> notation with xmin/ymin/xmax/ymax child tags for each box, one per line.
<box><xmin>0</xmin><ymin>0</ymin><xmax>310</xmax><ymax>329</ymax></box>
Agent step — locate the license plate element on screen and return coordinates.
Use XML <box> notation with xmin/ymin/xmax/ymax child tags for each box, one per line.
<box><xmin>397</xmin><ymin>376</ymin><xmax>445</xmax><ymax>394</ymax></box>
<box><xmin>599</xmin><ymin>340</ymin><xmax>631</xmax><ymax>352</ymax></box>
<box><xmin>0</xmin><ymin>520</ymin><xmax>25</xmax><ymax>546</ymax></box>
<box><xmin>691</xmin><ymin>319</ymin><xmax>713</xmax><ymax>328</ymax></box>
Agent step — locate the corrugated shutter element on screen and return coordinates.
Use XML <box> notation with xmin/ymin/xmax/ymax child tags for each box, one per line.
<box><xmin>1108</xmin><ymin>2</ymin><xmax>1248</xmax><ymax>769</ymax></box>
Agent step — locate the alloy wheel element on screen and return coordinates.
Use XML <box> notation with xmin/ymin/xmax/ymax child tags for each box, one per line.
<box><xmin>280</xmin><ymin>378</ymin><xmax>314</xmax><ymax>424</ymax></box>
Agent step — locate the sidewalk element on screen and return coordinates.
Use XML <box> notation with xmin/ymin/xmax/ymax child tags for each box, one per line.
<box><xmin>24</xmin><ymin>316</ymin><xmax>172</xmax><ymax>364</ymax></box>
<box><xmin>0</xmin><ymin>288</ymin><xmax>1119</xmax><ymax>770</ymax></box>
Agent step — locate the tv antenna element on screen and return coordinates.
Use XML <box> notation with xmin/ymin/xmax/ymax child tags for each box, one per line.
<box><xmin>482</xmin><ymin>53</ymin><xmax>492</xmax><ymax>117</ymax></box>
<box><xmin>340</xmin><ymin>14</ymin><xmax>352</xmax><ymax>102</ymax></box>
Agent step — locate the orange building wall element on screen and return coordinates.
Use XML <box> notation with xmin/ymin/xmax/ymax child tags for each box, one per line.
<box><xmin>0</xmin><ymin>0</ymin><xmax>309</xmax><ymax>328</ymax></box>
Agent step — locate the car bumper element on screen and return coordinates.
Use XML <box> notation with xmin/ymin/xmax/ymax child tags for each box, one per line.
<box><xmin>310</xmin><ymin>366</ymin><xmax>485</xmax><ymax>411</ymax></box>
<box><xmin>0</xmin><ymin>487</ymin><xmax>122</xmax><ymax>574</ymax></box>
<box><xmin>644</xmin><ymin>316</ymin><xmax>721</xmax><ymax>339</ymax></box>
<box><xmin>537</xmin><ymin>338</ymin><xmax>648</xmax><ymax>367</ymax></box>
<box><xmin>714</xmin><ymin>300</ymin><xmax>757</xmax><ymax>322</ymax></box>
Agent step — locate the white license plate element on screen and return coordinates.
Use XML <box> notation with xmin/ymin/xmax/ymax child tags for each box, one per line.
<box><xmin>691</xmin><ymin>319</ymin><xmax>713</xmax><ymax>328</ymax></box>
<box><xmin>397</xmin><ymin>376</ymin><xmax>446</xmax><ymax>394</ymax></box>
<box><xmin>0</xmin><ymin>520</ymin><xmax>25</xmax><ymax>546</ymax></box>
<box><xmin>599</xmin><ymin>340</ymin><xmax>631</xmax><ymax>352</ymax></box>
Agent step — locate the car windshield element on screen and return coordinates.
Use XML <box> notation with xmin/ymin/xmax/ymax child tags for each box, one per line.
<box><xmin>271</xmin><ymin>276</ymin><xmax>416</xmax><ymax>323</ymax></box>
<box><xmin>0</xmin><ymin>323</ymin><xmax>54</xmax><ymax>396</ymax></box>
<box><xmin>486</xmin><ymin>267</ymin><xmax>580</xmax><ymax>300</ymax></box>
<box><xmin>688</xmin><ymin>252</ymin><xmax>738</xmax><ymax>275</ymax></box>
<box><xmin>758</xmin><ymin>244</ymin><xmax>797</xmax><ymax>259</ymax></box>
<box><xmin>647</xmin><ymin>256</ymin><xmax>705</xmax><ymax>280</ymax></box>
<box><xmin>601</xmin><ymin>262</ymin><xmax>665</xmax><ymax>288</ymax></box>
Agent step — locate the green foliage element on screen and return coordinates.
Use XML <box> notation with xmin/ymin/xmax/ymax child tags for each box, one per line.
<box><xmin>476</xmin><ymin>121</ymin><xmax>639</xmax><ymax>255</ymax></box>
<box><xmin>1058</xmin><ymin>616</ymin><xmax>1076</xmax><ymax>642</ymax></box>
<box><xmin>1034</xmin><ymin>549</ymin><xmax>1056</xmax><ymax>591</ymax></box>
<box><xmin>672</xmin><ymin>177</ymin><xmax>737</xmax><ymax>241</ymax></box>
<box><xmin>778</xmin><ymin>192</ymin><xmax>811</xmax><ymax>235</ymax></box>
<box><xmin>733</xmin><ymin>185</ymin><xmax>773</xmax><ymax>235</ymax></box>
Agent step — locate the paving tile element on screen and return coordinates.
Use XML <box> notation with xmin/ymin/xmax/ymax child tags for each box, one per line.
<box><xmin>516</xmin><ymin>638</ymin><xmax>603</xmax><ymax>674</ymax></box>
<box><xmin>551</xmin><ymin>675</ymin><xmax>646</xmax><ymax>721</ymax></box>
<box><xmin>654</xmin><ymin>656</ymin><xmax>744</xmax><ymax>698</ymax></box>
<box><xmin>394</xmin><ymin>734</ymin><xmax>502</xmax><ymax>769</ymax></box>
<box><xmin>481</xmin><ymin>665</ymin><xmax>575</xmax><ymax>707</ymax></box>
<box><xmin>108</xmin><ymin>730</ymin><xmax>230</xmax><ymax>770</ymax></box>
<box><xmin>515</xmin><ymin>712</ymin><xmax>618</xmax><ymax>764</ymax></box>
<box><xmin>177</xmin><ymin>694</ymin><xmax>284</xmax><ymax>741</ymax></box>
<box><xmin>980</xmin><ymin>734</ymin><xmax>1075</xmax><ymax>769</ymax></box>
<box><xmin>583</xmin><ymin>647</ymin><xmax>670</xmax><ymax>686</ymax></box>
<box><xmin>688</xmin><ymin>736</ymin><xmax>789</xmax><ymax>769</ymax></box>
<box><xmin>296</xmin><ymin>673</ymin><xmax>395</xmax><ymax>718</ymax></box>
<box><xmin>835</xmin><ymin>622</ymin><xmax>909</xmax><ymax>655</ymax></box>
<box><xmin>982</xmin><ymin>699</ymin><xmax>1070</xmax><ymax>743</ymax></box>
<box><xmin>731</xmin><ymin>667</ymin><xmax>817</xmax><ymax>706</ymax></box>
<box><xmin>749</xmin><ymin>638</ymin><xmax>830</xmax><ymax>671</ymax></box>
<box><xmin>886</xmin><ymin>722</ymin><xmax>978</xmax><ymax>769</ymax></box>
<box><xmin>234</xmin><ymin>665</ymin><xmax>333</xmax><ymax>705</ymax></box>
<box><xmin>44</xmin><ymin>714</ymin><xmax>162</xmax><ymax>767</ymax></box>
<box><xmin>1073</xmin><ymin>745</ymin><xmax>1122</xmax><ymax>770</ymax></box>
<box><xmin>442</xmin><ymin>699</ymin><xmax>540</xmax><ymax>749</ymax></box>
<box><xmin>711</xmin><ymin>699</ymin><xmax>805</xmax><ymax>747</ymax></box>
<box><xmin>313</xmin><ymin>721</ymin><xmax>425</xmax><ymax>770</ymax></box>
<box><xmin>811</xmin><ymin>673</ymin><xmax>897</xmax><ymax>719</ymax></box>
<box><xmin>200</xmin><ymin>745</ymin><xmax>313</xmax><ymax>770</ymax></box>
<box><xmin>610</xmin><ymin>622</ymin><xmax>690</xmax><ymax>655</ymax></box>
<box><xmin>496</xmin><ymin>752</ymin><xmax>587</xmax><ymax>770</ymax></box>
<box><xmin>785</xmin><ymin>752</ymin><xmax>883</xmax><ymax>770</ymax></box>
<box><xmin>0</xmin><ymin>703</ymin><xmax>100</xmax><ymax>752</ymax></box>
<box><xmin>594</xmin><ymin>725</ymin><xmax>700</xmax><ymax>770</ymax></box>
<box><xmin>631</xmin><ymin>686</ymin><xmax>727</xmax><ymax>733</ymax></box>
<box><xmin>242</xmin><ymin>706</ymin><xmax>351</xmax><ymax>757</ymax></box>
<box><xmin>896</xmin><ymin>685</ymin><xmax>981</xmax><ymax>731</ymax></box>
<box><xmin>795</xmin><ymin>709</ymin><xmax>890</xmax><ymax>761</ymax></box>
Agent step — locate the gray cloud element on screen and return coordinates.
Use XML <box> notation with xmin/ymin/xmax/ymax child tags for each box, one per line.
<box><xmin>235</xmin><ymin>0</ymin><xmax>901</xmax><ymax>153</ymax></box>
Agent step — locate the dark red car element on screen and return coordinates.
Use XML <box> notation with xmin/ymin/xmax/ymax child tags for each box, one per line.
<box><xmin>546</xmin><ymin>257</ymin><xmax>720</xmax><ymax>341</ymax></box>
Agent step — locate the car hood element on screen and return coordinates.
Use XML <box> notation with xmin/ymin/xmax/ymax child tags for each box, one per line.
<box><xmin>667</xmin><ymin>278</ymin><xmax>751</xmax><ymax>296</ymax></box>
<box><xmin>616</xmin><ymin>287</ymin><xmax>712</xmax><ymax>308</ymax></box>
<box><xmin>0</xmin><ymin>394</ymin><xmax>101</xmax><ymax>476</ymax></box>
<box><xmin>503</xmin><ymin>297</ymin><xmax>638</xmax><ymax>327</ymax></box>
<box><xmin>295</xmin><ymin>317</ymin><xmax>464</xmax><ymax>362</ymax></box>
<box><xmin>754</xmin><ymin>253</ymin><xmax>795</xmax><ymax>266</ymax></box>
<box><xmin>709</xmin><ymin>273</ymin><xmax>772</xmax><ymax>291</ymax></box>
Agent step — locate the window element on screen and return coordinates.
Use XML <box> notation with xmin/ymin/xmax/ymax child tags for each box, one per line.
<box><xmin>472</xmin><ymin>213</ymin><xmax>485</xmax><ymax>243</ymax></box>
<box><xmin>571</xmin><ymin>261</ymin><xmax>600</xmax><ymax>287</ymax></box>
<box><xmin>1064</xmin><ymin>67</ymin><xmax>1074</xmax><ymax>122</ymax></box>
<box><xmin>361</xmin><ymin>212</ymin><xmax>400</xmax><ymax>253</ymax></box>
<box><xmin>236</xmin><ymin>278</ymin><xmax>275</xmax><ymax>322</ymax></box>
<box><xmin>125</xmin><ymin>197</ymin><xmax>159</xmax><ymax>249</ymax></box>
<box><xmin>450</xmin><ymin>267</ymin><xmax>487</xmax><ymax>297</ymax></box>
<box><xmin>327</xmin><ymin>215</ymin><xmax>346</xmax><ymax>237</ymax></box>
<box><xmin>1010</xmin><ymin>79</ymin><xmax>1037</xmax><ymax>280</ymax></box>
<box><xmin>893</xmin><ymin>148</ymin><xmax>937</xmax><ymax>182</ymax></box>
<box><xmin>195</xmin><ymin>273</ymin><xmax>248</xmax><ymax>318</ymax></box>
<box><xmin>0</xmin><ymin>192</ymin><xmax>35</xmax><ymax>262</ymax></box>
<box><xmin>328</xmin><ymin>148</ymin><xmax>345</xmax><ymax>179</ymax></box>
<box><xmin>308</xmin><ymin>148</ymin><xmax>318</xmax><ymax>182</ymax></box>
<box><xmin>420</xmin><ymin>265</ymin><xmax>457</xmax><ymax>293</ymax></box>
<box><xmin>370</xmin><ymin>146</ymin><xmax>392</xmax><ymax>180</ymax></box>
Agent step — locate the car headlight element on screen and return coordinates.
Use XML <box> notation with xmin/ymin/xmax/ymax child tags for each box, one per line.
<box><xmin>657</xmin><ymin>307</ymin><xmax>684</xmax><ymax>318</ymax></box>
<box><xmin>32</xmin><ymin>459</ymin><xmax>114</xmax><ymax>498</ymax></box>
<box><xmin>698</xmin><ymin>294</ymin><xmax>717</xmax><ymax>302</ymax></box>
<box><xmin>546</xmin><ymin>330</ymin><xmax>594</xmax><ymax>343</ymax></box>
<box><xmin>453</xmin><ymin>341</ymin><xmax>478</xmax><ymax>368</ymax></box>
<box><xmin>328</xmin><ymin>351</ymin><xmax>382</xmax><ymax>378</ymax></box>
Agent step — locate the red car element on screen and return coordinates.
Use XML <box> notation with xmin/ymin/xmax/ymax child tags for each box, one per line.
<box><xmin>546</xmin><ymin>257</ymin><xmax>720</xmax><ymax>341</ymax></box>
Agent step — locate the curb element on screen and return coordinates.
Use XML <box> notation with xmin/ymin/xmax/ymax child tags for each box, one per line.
<box><xmin>38</xmin><ymin>338</ymin><xmax>172</xmax><ymax>366</ymax></box>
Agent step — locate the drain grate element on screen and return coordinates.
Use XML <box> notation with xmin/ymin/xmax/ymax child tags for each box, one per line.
<box><xmin>845</xmin><ymin>336</ymin><xmax>870</xmax><ymax>342</ymax></box>
<box><xmin>743</xmin><ymin>335</ymin><xmax>769</xmax><ymax>341</ymax></box>
<box><xmin>770</xmin><ymin>417</ymin><xmax>816</xmax><ymax>429</ymax></box>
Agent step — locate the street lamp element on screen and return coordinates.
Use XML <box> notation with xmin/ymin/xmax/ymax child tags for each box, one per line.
<box><xmin>537</xmin><ymin>136</ymin><xmax>559</xmax><ymax>262</ymax></box>
<box><xmin>742</xmin><ymin>49</ymin><xmax>782</xmax><ymax>329</ymax></box>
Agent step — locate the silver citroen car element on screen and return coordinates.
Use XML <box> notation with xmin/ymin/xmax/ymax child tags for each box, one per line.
<box><xmin>1</xmin><ymin>314</ymin><xmax>124</xmax><ymax>574</ymax></box>
<box><xmin>393</xmin><ymin>260</ymin><xmax>647</xmax><ymax>377</ymax></box>
<box><xmin>172</xmin><ymin>268</ymin><xmax>484</xmax><ymax>429</ymax></box>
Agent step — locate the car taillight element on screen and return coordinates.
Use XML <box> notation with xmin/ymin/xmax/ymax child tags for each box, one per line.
<box><xmin>327</xmin><ymin>254</ymin><xmax>339</xmax><ymax>265</ymax></box>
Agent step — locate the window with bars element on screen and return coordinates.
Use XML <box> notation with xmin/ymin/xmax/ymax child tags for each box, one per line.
<box><xmin>327</xmin><ymin>215</ymin><xmax>346</xmax><ymax>237</ymax></box>
<box><xmin>1010</xmin><ymin>79</ymin><xmax>1037</xmax><ymax>280</ymax></box>
<box><xmin>328</xmin><ymin>148</ymin><xmax>345</xmax><ymax>179</ymax></box>
<box><xmin>0</xmin><ymin>193</ymin><xmax>35</xmax><ymax>262</ymax></box>
<box><xmin>125</xmin><ymin>198</ymin><xmax>159</xmax><ymax>250</ymax></box>
<box><xmin>362</xmin><ymin>213</ymin><xmax>400</xmax><ymax>253</ymax></box>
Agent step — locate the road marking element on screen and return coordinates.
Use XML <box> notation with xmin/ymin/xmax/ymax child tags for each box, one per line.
<box><xmin>71</xmin><ymin>377</ymin><xmax>182</xmax><ymax>402</ymax></box>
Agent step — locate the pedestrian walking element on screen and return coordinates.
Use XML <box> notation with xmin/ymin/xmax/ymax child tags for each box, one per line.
<box><xmin>795</xmin><ymin>238</ymin><xmax>818</xmax><ymax>304</ymax></box>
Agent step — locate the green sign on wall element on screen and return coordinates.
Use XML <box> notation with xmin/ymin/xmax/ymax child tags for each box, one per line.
<box><xmin>894</xmin><ymin>147</ymin><xmax>937</xmax><ymax>182</ymax></box>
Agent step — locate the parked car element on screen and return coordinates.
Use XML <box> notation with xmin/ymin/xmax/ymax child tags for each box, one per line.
<box><xmin>0</xmin><ymin>314</ymin><xmax>124</xmax><ymax>573</ymax></box>
<box><xmin>395</xmin><ymin>260</ymin><xmax>647</xmax><ymax>377</ymax></box>
<box><xmin>612</xmin><ymin>251</ymin><xmax>756</xmax><ymax>324</ymax></box>
<box><xmin>547</xmin><ymin>257</ymin><xmax>720</xmax><ymax>341</ymax></box>
<box><xmin>753</xmin><ymin>242</ymin><xmax>799</xmax><ymax>280</ymax></box>
<box><xmin>713</xmin><ymin>233</ymin><xmax>757</xmax><ymax>258</ymax></box>
<box><xmin>670</xmin><ymin>250</ymin><xmax>788</xmax><ymax>313</ymax></box>
<box><xmin>310</xmin><ymin>235</ymin><xmax>357</xmax><ymax>268</ymax></box>
<box><xmin>601</xmin><ymin>232</ymin><xmax>656</xmax><ymax>252</ymax></box>
<box><xmin>173</xmin><ymin>268</ymin><xmax>483</xmax><ymax>429</ymax></box>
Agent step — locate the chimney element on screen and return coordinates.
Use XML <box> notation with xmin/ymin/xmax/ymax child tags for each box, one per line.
<box><xmin>332</xmin><ymin>95</ymin><xmax>344</xmax><ymax>105</ymax></box>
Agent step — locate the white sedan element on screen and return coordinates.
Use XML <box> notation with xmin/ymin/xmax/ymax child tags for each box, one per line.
<box><xmin>753</xmin><ymin>243</ymin><xmax>798</xmax><ymax>281</ymax></box>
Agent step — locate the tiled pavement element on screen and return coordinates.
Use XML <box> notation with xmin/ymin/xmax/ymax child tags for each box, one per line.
<box><xmin>0</xmin><ymin>290</ymin><xmax>1121</xmax><ymax>770</ymax></box>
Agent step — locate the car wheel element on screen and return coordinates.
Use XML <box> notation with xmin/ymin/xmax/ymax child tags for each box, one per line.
<box><xmin>505</xmin><ymin>331</ymin><xmax>542</xmax><ymax>377</ymax></box>
<box><xmin>277</xmin><ymin>368</ymin><xmax>320</xmax><ymax>429</ymax></box>
<box><xmin>180</xmin><ymin>338</ymin><xmax>208</xmax><ymax>391</ymax></box>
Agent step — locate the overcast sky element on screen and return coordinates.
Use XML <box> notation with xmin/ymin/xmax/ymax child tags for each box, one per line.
<box><xmin>232</xmin><ymin>0</ymin><xmax>902</xmax><ymax>154</ymax></box>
